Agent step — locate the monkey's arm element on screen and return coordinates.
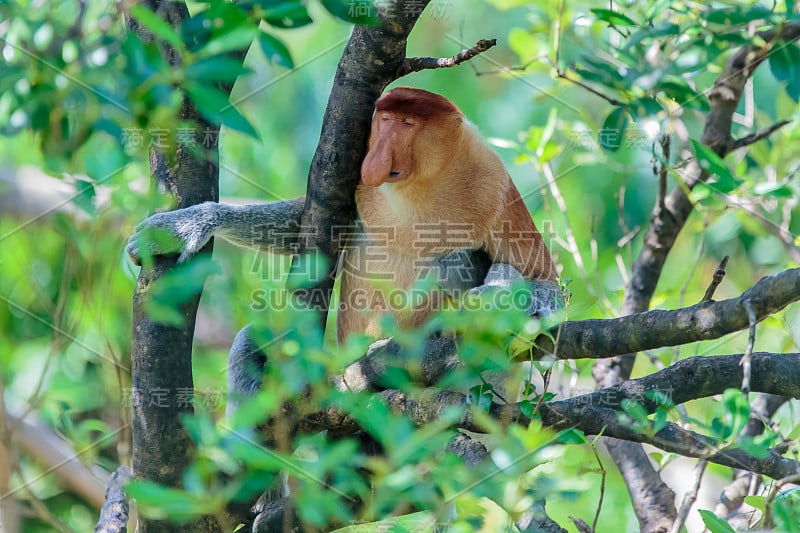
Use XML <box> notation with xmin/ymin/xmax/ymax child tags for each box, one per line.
<box><xmin>486</xmin><ymin>181</ymin><xmax>559</xmax><ymax>282</ymax></box>
<box><xmin>126</xmin><ymin>197</ymin><xmax>305</xmax><ymax>264</ymax></box>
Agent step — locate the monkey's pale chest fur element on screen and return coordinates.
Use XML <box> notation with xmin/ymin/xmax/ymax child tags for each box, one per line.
<box><xmin>337</xmin><ymin>172</ymin><xmax>507</xmax><ymax>341</ymax></box>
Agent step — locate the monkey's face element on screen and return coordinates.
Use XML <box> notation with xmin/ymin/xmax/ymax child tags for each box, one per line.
<box><xmin>360</xmin><ymin>111</ymin><xmax>418</xmax><ymax>187</ymax></box>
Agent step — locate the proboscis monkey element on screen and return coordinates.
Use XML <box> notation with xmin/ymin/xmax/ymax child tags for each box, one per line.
<box><xmin>126</xmin><ymin>86</ymin><xmax>562</xmax><ymax>407</ymax></box>
<box><xmin>340</xmin><ymin>87</ymin><xmax>558</xmax><ymax>341</ymax></box>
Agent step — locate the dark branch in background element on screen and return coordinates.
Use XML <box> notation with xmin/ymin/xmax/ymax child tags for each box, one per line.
<box><xmin>655</xmin><ymin>134</ymin><xmax>670</xmax><ymax>211</ymax></box>
<box><xmin>554</xmin><ymin>69</ymin><xmax>626</xmax><ymax>106</ymax></box>
<box><xmin>729</xmin><ymin>119</ymin><xmax>792</xmax><ymax>151</ymax></box>
<box><xmin>94</xmin><ymin>466</ymin><xmax>132</xmax><ymax>533</ymax></box>
<box><xmin>590</xmin><ymin>21</ymin><xmax>800</xmax><ymax>529</ymax></box>
<box><xmin>397</xmin><ymin>39</ymin><xmax>497</xmax><ymax>76</ymax></box>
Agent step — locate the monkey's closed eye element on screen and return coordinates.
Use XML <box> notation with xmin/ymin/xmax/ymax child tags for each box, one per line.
<box><xmin>402</xmin><ymin>119</ymin><xmax>415</xmax><ymax>126</ymax></box>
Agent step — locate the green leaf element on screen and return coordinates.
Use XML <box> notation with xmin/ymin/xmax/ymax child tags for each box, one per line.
<box><xmin>787</xmin><ymin>0</ymin><xmax>796</xmax><ymax>15</ymax></box>
<box><xmin>125</xmin><ymin>481</ymin><xmax>216</xmax><ymax>522</ymax></box>
<box><xmin>769</xmin><ymin>43</ymin><xmax>800</xmax><ymax>82</ymax></box>
<box><xmin>743</xmin><ymin>495</ymin><xmax>767</xmax><ymax>512</ymax></box>
<box><xmin>621</xmin><ymin>399</ymin><xmax>648</xmax><ymax>424</ymax></box>
<box><xmin>706</xmin><ymin>6</ymin><xmax>774</xmax><ymax>26</ymax></box>
<box><xmin>599</xmin><ymin>106</ymin><xmax>630</xmax><ymax>152</ymax></box>
<box><xmin>721</xmin><ymin>388</ymin><xmax>750</xmax><ymax>438</ymax></box>
<box><xmin>769</xmin><ymin>43</ymin><xmax>800</xmax><ymax>101</ymax></box>
<box><xmin>786</xmin><ymin>80</ymin><xmax>800</xmax><ymax>102</ymax></box>
<box><xmin>698</xmin><ymin>509</ymin><xmax>736</xmax><ymax>533</ymax></box>
<box><xmin>320</xmin><ymin>0</ymin><xmax>380</xmax><ymax>25</ymax></box>
<box><xmin>184</xmin><ymin>56</ymin><xmax>250</xmax><ymax>82</ymax></box>
<box><xmin>691</xmin><ymin>140</ymin><xmax>741</xmax><ymax>193</ymax></box>
<box><xmin>198</xmin><ymin>26</ymin><xmax>258</xmax><ymax>58</ymax></box>
<box><xmin>185</xmin><ymin>83</ymin><xmax>258</xmax><ymax>137</ymax></box>
<box><xmin>519</xmin><ymin>399</ymin><xmax>534</xmax><ymax>418</ymax></box>
<box><xmin>657</xmin><ymin>76</ymin><xmax>700</xmax><ymax>106</ymax></box>
<box><xmin>258</xmin><ymin>32</ymin><xmax>294</xmax><ymax>69</ymax></box>
<box><xmin>630</xmin><ymin>96</ymin><xmax>662</xmax><ymax>116</ymax></box>
<box><xmin>753</xmin><ymin>181</ymin><xmax>793</xmax><ymax>197</ymax></box>
<box><xmin>130</xmin><ymin>5</ymin><xmax>184</xmax><ymax>51</ymax></box>
<box><xmin>591</xmin><ymin>8</ymin><xmax>637</xmax><ymax>27</ymax></box>
<box><xmin>262</xmin><ymin>1</ymin><xmax>314</xmax><ymax>28</ymax></box>
<box><xmin>625</xmin><ymin>21</ymin><xmax>680</xmax><ymax>50</ymax></box>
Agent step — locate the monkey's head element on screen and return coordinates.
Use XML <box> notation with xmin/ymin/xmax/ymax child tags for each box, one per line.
<box><xmin>361</xmin><ymin>87</ymin><xmax>464</xmax><ymax>188</ymax></box>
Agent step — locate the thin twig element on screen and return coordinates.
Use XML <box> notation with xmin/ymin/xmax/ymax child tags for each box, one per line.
<box><xmin>670</xmin><ymin>460</ymin><xmax>707</xmax><ymax>533</ymax></box>
<box><xmin>655</xmin><ymin>134</ymin><xmax>671</xmax><ymax>211</ymax></box>
<box><xmin>555</xmin><ymin>69</ymin><xmax>626</xmax><ymax>106</ymax></box>
<box><xmin>729</xmin><ymin>120</ymin><xmax>792</xmax><ymax>151</ymax></box>
<box><xmin>398</xmin><ymin>39</ymin><xmax>497</xmax><ymax>76</ymax></box>
<box><xmin>541</xmin><ymin>162</ymin><xmax>617</xmax><ymax>316</ymax></box>
<box><xmin>722</xmin><ymin>194</ymin><xmax>800</xmax><ymax>264</ymax></box>
<box><xmin>591</xmin><ymin>438</ymin><xmax>607</xmax><ymax>533</ymax></box>
<box><xmin>741</xmin><ymin>300</ymin><xmax>757</xmax><ymax>397</ymax></box>
<box><xmin>702</xmin><ymin>255</ymin><xmax>729</xmax><ymax>302</ymax></box>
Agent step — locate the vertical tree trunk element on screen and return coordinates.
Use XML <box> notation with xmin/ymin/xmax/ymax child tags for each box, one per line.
<box><xmin>126</xmin><ymin>2</ymin><xmax>223</xmax><ymax>532</ymax></box>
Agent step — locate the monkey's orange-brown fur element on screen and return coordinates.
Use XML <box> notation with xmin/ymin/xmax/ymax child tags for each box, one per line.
<box><xmin>338</xmin><ymin>87</ymin><xmax>557</xmax><ymax>342</ymax></box>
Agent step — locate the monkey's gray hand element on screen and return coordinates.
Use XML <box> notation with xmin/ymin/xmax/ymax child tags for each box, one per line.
<box><xmin>467</xmin><ymin>263</ymin><xmax>565</xmax><ymax>318</ymax></box>
<box><xmin>126</xmin><ymin>202</ymin><xmax>221</xmax><ymax>265</ymax></box>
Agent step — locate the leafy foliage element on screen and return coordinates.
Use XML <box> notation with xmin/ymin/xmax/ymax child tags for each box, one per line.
<box><xmin>1</xmin><ymin>0</ymin><xmax>799</xmax><ymax>531</ymax></box>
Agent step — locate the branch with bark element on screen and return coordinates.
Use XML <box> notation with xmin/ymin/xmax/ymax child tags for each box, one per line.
<box><xmin>335</xmin><ymin>268</ymin><xmax>800</xmax><ymax>393</ymax></box>
<box><xmin>296</xmin><ymin>353</ymin><xmax>800</xmax><ymax>480</ymax></box>
<box><xmin>588</xmin><ymin>19</ymin><xmax>800</xmax><ymax>530</ymax></box>
<box><xmin>397</xmin><ymin>39</ymin><xmax>498</xmax><ymax>76</ymax></box>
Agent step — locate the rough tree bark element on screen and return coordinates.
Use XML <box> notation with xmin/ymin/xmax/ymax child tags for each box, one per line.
<box><xmin>126</xmin><ymin>2</ymin><xmax>224</xmax><ymax>532</ymax></box>
<box><xmin>591</xmin><ymin>21</ymin><xmax>800</xmax><ymax>532</ymax></box>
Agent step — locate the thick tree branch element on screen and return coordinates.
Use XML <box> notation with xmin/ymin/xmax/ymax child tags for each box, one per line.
<box><xmin>591</xmin><ymin>23</ymin><xmax>800</xmax><ymax>524</ymax></box>
<box><xmin>562</xmin><ymin>353</ymin><xmax>800</xmax><ymax>412</ymax></box>
<box><xmin>126</xmin><ymin>2</ymin><xmax>225</xmax><ymax>532</ymax></box>
<box><xmin>397</xmin><ymin>39</ymin><xmax>497</xmax><ymax>76</ymax></box>
<box><xmin>545</xmin><ymin>267</ymin><xmax>800</xmax><ymax>360</ymax></box>
<box><xmin>94</xmin><ymin>466</ymin><xmax>132</xmax><ymax>533</ymax></box>
<box><xmin>336</xmin><ymin>268</ymin><xmax>800</xmax><ymax>393</ymax></box>
<box><xmin>301</xmin><ymin>371</ymin><xmax>800</xmax><ymax>479</ymax></box>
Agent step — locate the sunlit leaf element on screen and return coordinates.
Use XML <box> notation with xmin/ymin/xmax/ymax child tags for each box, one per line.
<box><xmin>185</xmin><ymin>83</ymin><xmax>258</xmax><ymax>137</ymax></box>
<box><xmin>699</xmin><ymin>509</ymin><xmax>736</xmax><ymax>533</ymax></box>
<box><xmin>591</xmin><ymin>8</ymin><xmax>637</xmax><ymax>27</ymax></box>
<box><xmin>130</xmin><ymin>5</ymin><xmax>184</xmax><ymax>50</ymax></box>
<box><xmin>184</xmin><ymin>56</ymin><xmax>250</xmax><ymax>82</ymax></box>
<box><xmin>691</xmin><ymin>139</ymin><xmax>741</xmax><ymax>193</ymax></box>
<box><xmin>258</xmin><ymin>32</ymin><xmax>294</xmax><ymax>69</ymax></box>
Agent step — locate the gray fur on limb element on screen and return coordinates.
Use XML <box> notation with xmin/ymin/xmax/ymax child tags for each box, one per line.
<box><xmin>126</xmin><ymin>198</ymin><xmax>305</xmax><ymax>264</ymax></box>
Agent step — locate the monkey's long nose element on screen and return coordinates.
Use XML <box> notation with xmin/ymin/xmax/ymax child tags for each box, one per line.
<box><xmin>361</xmin><ymin>143</ymin><xmax>393</xmax><ymax>187</ymax></box>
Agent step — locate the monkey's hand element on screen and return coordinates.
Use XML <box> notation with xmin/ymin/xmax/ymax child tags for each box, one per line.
<box><xmin>127</xmin><ymin>198</ymin><xmax>306</xmax><ymax>265</ymax></box>
<box><xmin>467</xmin><ymin>263</ymin><xmax>565</xmax><ymax>318</ymax></box>
<box><xmin>126</xmin><ymin>202</ymin><xmax>222</xmax><ymax>265</ymax></box>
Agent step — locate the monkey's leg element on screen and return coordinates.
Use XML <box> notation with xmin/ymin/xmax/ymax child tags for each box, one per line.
<box><xmin>226</xmin><ymin>326</ymin><xmax>289</xmax><ymax>520</ymax></box>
